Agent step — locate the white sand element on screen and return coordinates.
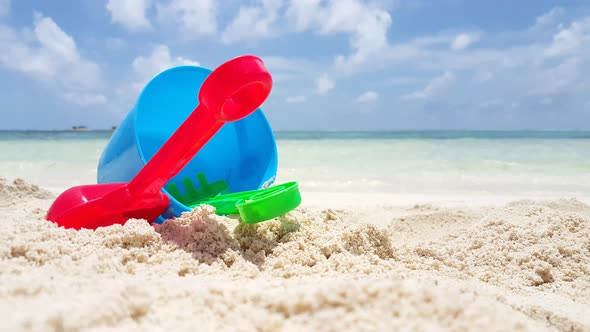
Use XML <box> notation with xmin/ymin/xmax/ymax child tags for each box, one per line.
<box><xmin>1</xmin><ymin>177</ymin><xmax>589</xmax><ymax>331</ymax></box>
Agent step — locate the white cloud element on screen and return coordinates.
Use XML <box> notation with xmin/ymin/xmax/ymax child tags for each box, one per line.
<box><xmin>324</xmin><ymin>29</ymin><xmax>499</xmax><ymax>76</ymax></box>
<box><xmin>544</xmin><ymin>17</ymin><xmax>590</xmax><ymax>57</ymax></box>
<box><xmin>273</xmin><ymin>10</ymin><xmax>588</xmax><ymax>112</ymax></box>
<box><xmin>0</xmin><ymin>0</ymin><xmax>10</xmax><ymax>17</ymax></box>
<box><xmin>315</xmin><ymin>74</ymin><xmax>335</xmax><ymax>95</ymax></box>
<box><xmin>401</xmin><ymin>71</ymin><xmax>455</xmax><ymax>101</ymax></box>
<box><xmin>260</xmin><ymin>55</ymin><xmax>317</xmax><ymax>83</ymax></box>
<box><xmin>262</xmin><ymin>55</ymin><xmax>315</xmax><ymax>82</ymax></box>
<box><xmin>107</xmin><ymin>0</ymin><xmax>152</xmax><ymax>31</ymax></box>
<box><xmin>412</xmin><ymin>34</ymin><xmax>454</xmax><ymax>47</ymax></box>
<box><xmin>0</xmin><ymin>13</ymin><xmax>105</xmax><ymax>106</ymax></box>
<box><xmin>131</xmin><ymin>44</ymin><xmax>199</xmax><ymax>91</ymax></box>
<box><xmin>356</xmin><ymin>91</ymin><xmax>379</xmax><ymax>103</ymax></box>
<box><xmin>287</xmin><ymin>0</ymin><xmax>392</xmax><ymax>68</ymax></box>
<box><xmin>451</xmin><ymin>33</ymin><xmax>478</xmax><ymax>50</ymax></box>
<box><xmin>157</xmin><ymin>0</ymin><xmax>216</xmax><ymax>38</ymax></box>
<box><xmin>286</xmin><ymin>0</ymin><xmax>320</xmax><ymax>31</ymax></box>
<box><xmin>33</xmin><ymin>15</ymin><xmax>78</xmax><ymax>62</ymax></box>
<box><xmin>221</xmin><ymin>0</ymin><xmax>282</xmax><ymax>44</ymax></box>
<box><xmin>527</xmin><ymin>56</ymin><xmax>583</xmax><ymax>97</ymax></box>
<box><xmin>311</xmin><ymin>11</ymin><xmax>573</xmax><ymax>77</ymax></box>
<box><xmin>114</xmin><ymin>44</ymin><xmax>199</xmax><ymax>110</ymax></box>
<box><xmin>409</xmin><ymin>31</ymin><xmax>481</xmax><ymax>51</ymax></box>
<box><xmin>533</xmin><ymin>7</ymin><xmax>564</xmax><ymax>30</ymax></box>
<box><xmin>286</xmin><ymin>95</ymin><xmax>306</xmax><ymax>103</ymax></box>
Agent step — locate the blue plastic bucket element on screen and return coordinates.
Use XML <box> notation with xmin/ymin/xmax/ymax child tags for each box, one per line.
<box><xmin>97</xmin><ymin>65</ymin><xmax>278</xmax><ymax>223</ymax></box>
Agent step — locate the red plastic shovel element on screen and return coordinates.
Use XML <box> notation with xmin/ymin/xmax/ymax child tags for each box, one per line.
<box><xmin>46</xmin><ymin>55</ymin><xmax>273</xmax><ymax>230</ymax></box>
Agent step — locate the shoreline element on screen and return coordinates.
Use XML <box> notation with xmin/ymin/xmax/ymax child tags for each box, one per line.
<box><xmin>299</xmin><ymin>191</ymin><xmax>590</xmax><ymax>209</ymax></box>
<box><xmin>35</xmin><ymin>182</ymin><xmax>590</xmax><ymax>210</ymax></box>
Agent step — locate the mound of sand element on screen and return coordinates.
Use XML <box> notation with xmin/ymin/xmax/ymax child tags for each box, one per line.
<box><xmin>0</xmin><ymin>177</ymin><xmax>53</xmax><ymax>207</ymax></box>
<box><xmin>0</xmin><ymin>179</ymin><xmax>588</xmax><ymax>331</ymax></box>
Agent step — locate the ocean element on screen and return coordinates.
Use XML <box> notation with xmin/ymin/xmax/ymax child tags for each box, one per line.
<box><xmin>1</xmin><ymin>130</ymin><xmax>589</xmax><ymax>200</ymax></box>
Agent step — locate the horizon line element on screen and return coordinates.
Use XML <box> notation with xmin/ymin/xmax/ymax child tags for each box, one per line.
<box><xmin>1</xmin><ymin>129</ymin><xmax>590</xmax><ymax>132</ymax></box>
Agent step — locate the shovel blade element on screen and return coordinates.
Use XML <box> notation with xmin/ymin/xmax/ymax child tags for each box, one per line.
<box><xmin>46</xmin><ymin>183</ymin><xmax>170</xmax><ymax>230</ymax></box>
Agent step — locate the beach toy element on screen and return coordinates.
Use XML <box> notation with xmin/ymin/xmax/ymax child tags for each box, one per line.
<box><xmin>165</xmin><ymin>172</ymin><xmax>301</xmax><ymax>223</ymax></box>
<box><xmin>97</xmin><ymin>62</ymin><xmax>278</xmax><ymax>224</ymax></box>
<box><xmin>175</xmin><ymin>179</ymin><xmax>301</xmax><ymax>223</ymax></box>
<box><xmin>163</xmin><ymin>169</ymin><xmax>301</xmax><ymax>222</ymax></box>
<box><xmin>46</xmin><ymin>55</ymin><xmax>273</xmax><ymax>230</ymax></box>
<box><xmin>165</xmin><ymin>172</ymin><xmax>231</xmax><ymax>206</ymax></box>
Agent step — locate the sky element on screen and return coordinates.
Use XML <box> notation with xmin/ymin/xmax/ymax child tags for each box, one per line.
<box><xmin>0</xmin><ymin>0</ymin><xmax>589</xmax><ymax>131</ymax></box>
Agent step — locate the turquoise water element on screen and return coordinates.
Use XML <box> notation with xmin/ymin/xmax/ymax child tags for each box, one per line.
<box><xmin>1</xmin><ymin>130</ymin><xmax>589</xmax><ymax>198</ymax></box>
<box><xmin>1</xmin><ymin>130</ymin><xmax>589</xmax><ymax>140</ymax></box>
<box><xmin>275</xmin><ymin>131</ymin><xmax>590</xmax><ymax>140</ymax></box>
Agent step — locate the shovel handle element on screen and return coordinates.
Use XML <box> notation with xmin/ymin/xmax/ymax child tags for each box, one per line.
<box><xmin>127</xmin><ymin>55</ymin><xmax>272</xmax><ymax>196</ymax></box>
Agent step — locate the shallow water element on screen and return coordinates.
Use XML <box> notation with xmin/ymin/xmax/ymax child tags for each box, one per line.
<box><xmin>1</xmin><ymin>130</ymin><xmax>589</xmax><ymax>198</ymax></box>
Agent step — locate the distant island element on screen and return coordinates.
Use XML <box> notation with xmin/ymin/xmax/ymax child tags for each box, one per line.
<box><xmin>68</xmin><ymin>126</ymin><xmax>117</xmax><ymax>131</ymax></box>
